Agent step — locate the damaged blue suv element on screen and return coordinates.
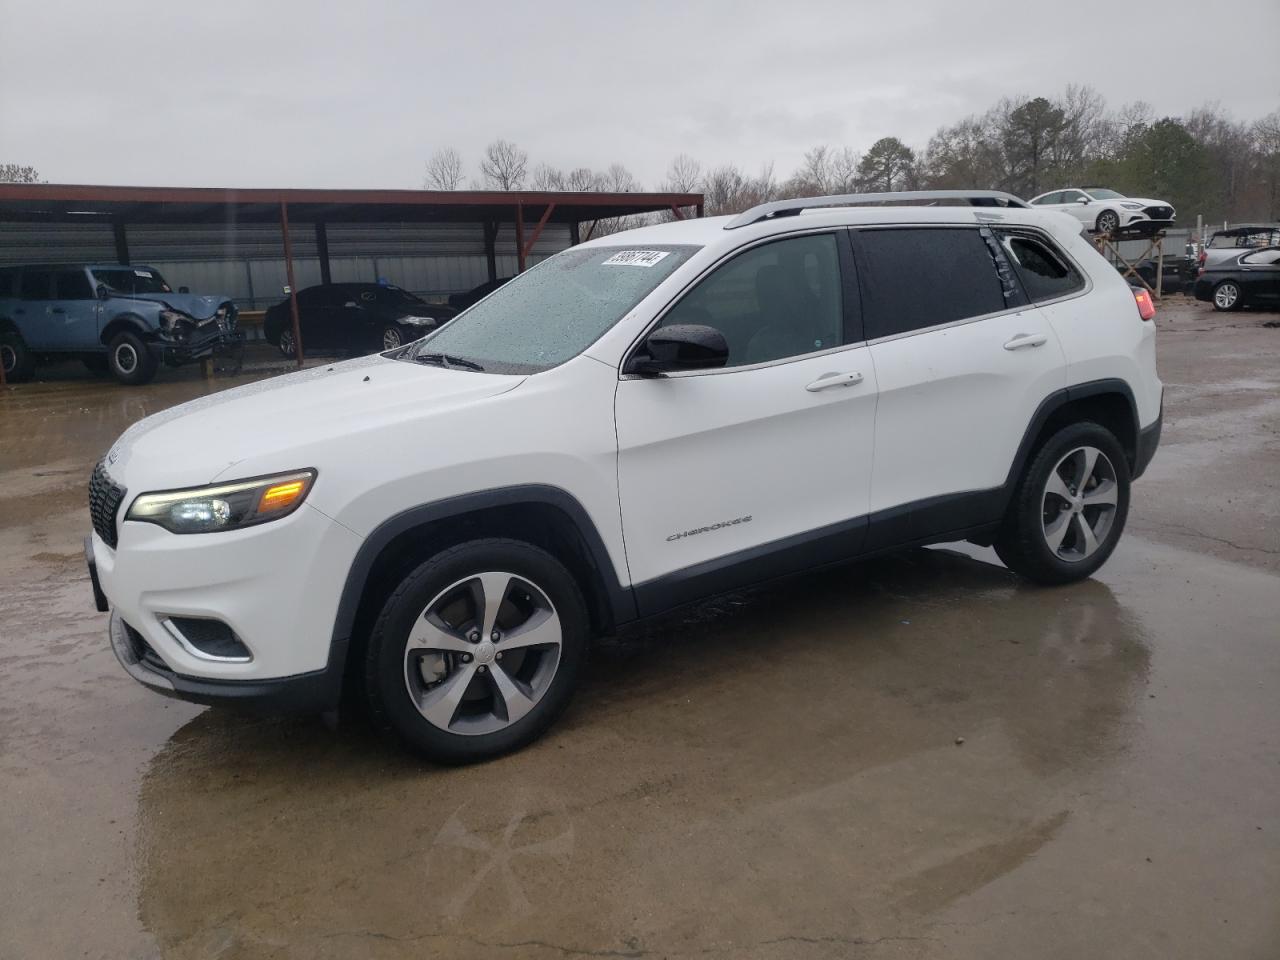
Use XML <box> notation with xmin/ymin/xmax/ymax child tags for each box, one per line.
<box><xmin>0</xmin><ymin>263</ymin><xmax>241</xmax><ymax>385</ymax></box>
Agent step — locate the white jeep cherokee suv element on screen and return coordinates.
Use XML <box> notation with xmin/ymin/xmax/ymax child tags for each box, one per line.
<box><xmin>87</xmin><ymin>191</ymin><xmax>1162</xmax><ymax>763</ymax></box>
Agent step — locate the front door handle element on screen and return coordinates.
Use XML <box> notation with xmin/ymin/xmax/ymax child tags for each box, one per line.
<box><xmin>1003</xmin><ymin>333</ymin><xmax>1048</xmax><ymax>351</ymax></box>
<box><xmin>805</xmin><ymin>371</ymin><xmax>864</xmax><ymax>392</ymax></box>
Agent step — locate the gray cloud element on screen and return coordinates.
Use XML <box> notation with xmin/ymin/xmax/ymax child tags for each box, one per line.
<box><xmin>2</xmin><ymin>0</ymin><xmax>1276</xmax><ymax>189</ymax></box>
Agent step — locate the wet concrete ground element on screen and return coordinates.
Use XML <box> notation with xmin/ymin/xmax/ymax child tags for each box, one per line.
<box><xmin>1</xmin><ymin>301</ymin><xmax>1277</xmax><ymax>959</ymax></box>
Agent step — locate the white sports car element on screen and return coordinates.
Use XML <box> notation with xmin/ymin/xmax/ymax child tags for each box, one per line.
<box><xmin>1028</xmin><ymin>187</ymin><xmax>1175</xmax><ymax>235</ymax></box>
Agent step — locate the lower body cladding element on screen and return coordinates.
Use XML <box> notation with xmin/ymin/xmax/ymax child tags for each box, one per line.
<box><xmin>92</xmin><ymin>501</ymin><xmax>362</xmax><ymax>712</ymax></box>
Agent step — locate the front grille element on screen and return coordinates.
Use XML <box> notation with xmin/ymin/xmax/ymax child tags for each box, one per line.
<box><xmin>1144</xmin><ymin>205</ymin><xmax>1173</xmax><ymax>221</ymax></box>
<box><xmin>89</xmin><ymin>460</ymin><xmax>126</xmax><ymax>549</ymax></box>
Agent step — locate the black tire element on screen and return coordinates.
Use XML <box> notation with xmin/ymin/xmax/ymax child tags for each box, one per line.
<box><xmin>277</xmin><ymin>328</ymin><xmax>297</xmax><ymax>358</ymax></box>
<box><xmin>1</xmin><ymin>332</ymin><xmax>36</xmax><ymax>382</ymax></box>
<box><xmin>1212</xmin><ymin>280</ymin><xmax>1243</xmax><ymax>312</ymax></box>
<box><xmin>1096</xmin><ymin>210</ymin><xmax>1120</xmax><ymax>235</ymax></box>
<box><xmin>994</xmin><ymin>421</ymin><xmax>1131</xmax><ymax>585</ymax></box>
<box><xmin>364</xmin><ymin>538</ymin><xmax>589</xmax><ymax>764</ymax></box>
<box><xmin>82</xmin><ymin>355</ymin><xmax>109</xmax><ymax>377</ymax></box>
<box><xmin>106</xmin><ymin>330</ymin><xmax>158</xmax><ymax>385</ymax></box>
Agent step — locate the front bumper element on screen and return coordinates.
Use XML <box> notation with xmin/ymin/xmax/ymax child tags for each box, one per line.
<box><xmin>109</xmin><ymin>611</ymin><xmax>347</xmax><ymax>712</ymax></box>
<box><xmin>91</xmin><ymin>496</ymin><xmax>364</xmax><ymax>710</ymax></box>
<box><xmin>151</xmin><ymin>328</ymin><xmax>245</xmax><ymax>364</ymax></box>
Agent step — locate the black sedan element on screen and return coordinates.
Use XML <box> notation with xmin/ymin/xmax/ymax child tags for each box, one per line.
<box><xmin>264</xmin><ymin>283</ymin><xmax>456</xmax><ymax>357</ymax></box>
<box><xmin>447</xmin><ymin>276</ymin><xmax>512</xmax><ymax>311</ymax></box>
<box><xmin>1193</xmin><ymin>247</ymin><xmax>1280</xmax><ymax>312</ymax></box>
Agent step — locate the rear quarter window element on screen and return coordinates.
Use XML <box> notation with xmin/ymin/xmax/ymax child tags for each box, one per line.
<box><xmin>998</xmin><ymin>231</ymin><xmax>1085</xmax><ymax>303</ymax></box>
<box><xmin>855</xmin><ymin>227</ymin><xmax>1007</xmax><ymax>339</ymax></box>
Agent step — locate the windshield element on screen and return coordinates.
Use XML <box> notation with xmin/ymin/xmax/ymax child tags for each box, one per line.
<box><xmin>406</xmin><ymin>244</ymin><xmax>697</xmax><ymax>373</ymax></box>
<box><xmin>90</xmin><ymin>267</ymin><xmax>171</xmax><ymax>295</ymax></box>
<box><xmin>1086</xmin><ymin>188</ymin><xmax>1125</xmax><ymax>200</ymax></box>
<box><xmin>382</xmin><ymin>285</ymin><xmax>425</xmax><ymax>305</ymax></box>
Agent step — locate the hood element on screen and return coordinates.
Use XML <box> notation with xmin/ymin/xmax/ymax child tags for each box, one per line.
<box><xmin>1121</xmin><ymin>197</ymin><xmax>1169</xmax><ymax>209</ymax></box>
<box><xmin>115</xmin><ymin>292</ymin><xmax>232</xmax><ymax>320</ymax></box>
<box><xmin>105</xmin><ymin>354</ymin><xmax>525</xmax><ymax>490</ymax></box>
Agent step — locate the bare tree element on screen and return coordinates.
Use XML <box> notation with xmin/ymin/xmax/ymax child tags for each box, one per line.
<box><xmin>1254</xmin><ymin>109</ymin><xmax>1280</xmax><ymax>221</ymax></box>
<box><xmin>564</xmin><ymin>167</ymin><xmax>600</xmax><ymax>191</ymax></box>
<box><xmin>663</xmin><ymin>153</ymin><xmax>702</xmax><ymax>193</ymax></box>
<box><xmin>423</xmin><ymin>147</ymin><xmax>465</xmax><ymax>191</ymax></box>
<box><xmin>479</xmin><ymin>139</ymin><xmax>528</xmax><ymax>190</ymax></box>
<box><xmin>600</xmin><ymin>163</ymin><xmax>640</xmax><ymax>193</ymax></box>
<box><xmin>0</xmin><ymin>163</ymin><xmax>41</xmax><ymax>183</ymax></box>
<box><xmin>829</xmin><ymin>147</ymin><xmax>860</xmax><ymax>193</ymax></box>
<box><xmin>790</xmin><ymin>145</ymin><xmax>833</xmax><ymax>195</ymax></box>
<box><xmin>530</xmin><ymin>163</ymin><xmax>567</xmax><ymax>190</ymax></box>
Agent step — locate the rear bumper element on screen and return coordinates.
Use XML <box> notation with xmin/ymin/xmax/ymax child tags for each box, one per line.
<box><xmin>1134</xmin><ymin>404</ymin><xmax>1162</xmax><ymax>480</ymax></box>
<box><xmin>109</xmin><ymin>611</ymin><xmax>347</xmax><ymax>713</ymax></box>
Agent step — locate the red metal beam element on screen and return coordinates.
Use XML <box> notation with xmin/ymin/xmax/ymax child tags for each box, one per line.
<box><xmin>670</xmin><ymin>204</ymin><xmax>685</xmax><ymax>220</ymax></box>
<box><xmin>279</xmin><ymin>201</ymin><xmax>305</xmax><ymax>369</ymax></box>
<box><xmin>521</xmin><ymin>203</ymin><xmax>556</xmax><ymax>261</ymax></box>
<box><xmin>515</xmin><ymin>202</ymin><xmax>526</xmax><ymax>273</ymax></box>
<box><xmin>584</xmin><ymin>219</ymin><xmax>599</xmax><ymax>242</ymax></box>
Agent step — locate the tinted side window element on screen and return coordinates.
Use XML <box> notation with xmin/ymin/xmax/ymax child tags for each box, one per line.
<box><xmin>1241</xmin><ymin>249</ymin><xmax>1280</xmax><ymax>265</ymax></box>
<box><xmin>660</xmin><ymin>233</ymin><xmax>844</xmax><ymax>368</ymax></box>
<box><xmin>54</xmin><ymin>269</ymin><xmax>94</xmax><ymax>300</ymax></box>
<box><xmin>856</xmin><ymin>228</ymin><xmax>1006</xmax><ymax>339</ymax></box>
<box><xmin>1034</xmin><ymin>192</ymin><xmax>1061</xmax><ymax>205</ymax></box>
<box><xmin>1060</xmin><ymin>190</ymin><xmax>1085</xmax><ymax>203</ymax></box>
<box><xmin>0</xmin><ymin>271</ymin><xmax>15</xmax><ymax>298</ymax></box>
<box><xmin>20</xmin><ymin>271</ymin><xmax>51</xmax><ymax>300</ymax></box>
<box><xmin>998</xmin><ymin>232</ymin><xmax>1085</xmax><ymax>302</ymax></box>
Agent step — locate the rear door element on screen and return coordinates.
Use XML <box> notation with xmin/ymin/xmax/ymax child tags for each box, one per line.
<box><xmin>50</xmin><ymin>268</ymin><xmax>102</xmax><ymax>349</ymax></box>
<box><xmin>855</xmin><ymin>225</ymin><xmax>1067</xmax><ymax>546</ymax></box>
<box><xmin>1238</xmin><ymin>249</ymin><xmax>1280</xmax><ymax>302</ymax></box>
<box><xmin>16</xmin><ymin>269</ymin><xmax>54</xmax><ymax>348</ymax></box>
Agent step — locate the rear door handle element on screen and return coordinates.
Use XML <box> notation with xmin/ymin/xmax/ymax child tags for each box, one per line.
<box><xmin>1003</xmin><ymin>333</ymin><xmax>1047</xmax><ymax>351</ymax></box>
<box><xmin>805</xmin><ymin>371</ymin><xmax>864</xmax><ymax>392</ymax></box>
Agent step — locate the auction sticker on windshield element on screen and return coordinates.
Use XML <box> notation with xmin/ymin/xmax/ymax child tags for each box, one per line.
<box><xmin>602</xmin><ymin>250</ymin><xmax>670</xmax><ymax>267</ymax></box>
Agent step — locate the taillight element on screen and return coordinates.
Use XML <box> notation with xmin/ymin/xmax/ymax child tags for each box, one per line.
<box><xmin>1133</xmin><ymin>288</ymin><xmax>1156</xmax><ymax>321</ymax></box>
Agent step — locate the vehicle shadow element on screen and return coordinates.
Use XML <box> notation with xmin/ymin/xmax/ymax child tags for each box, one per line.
<box><xmin>131</xmin><ymin>547</ymin><xmax>1151</xmax><ymax>958</ymax></box>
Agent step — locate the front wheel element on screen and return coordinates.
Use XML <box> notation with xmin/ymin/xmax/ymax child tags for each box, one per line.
<box><xmin>1212</xmin><ymin>281</ymin><xmax>1242</xmax><ymax>311</ymax></box>
<box><xmin>995</xmin><ymin>422</ymin><xmax>1130</xmax><ymax>585</ymax></box>
<box><xmin>277</xmin><ymin>328</ymin><xmax>297</xmax><ymax>358</ymax></box>
<box><xmin>380</xmin><ymin>324</ymin><xmax>405</xmax><ymax>352</ymax></box>
<box><xmin>107</xmin><ymin>331</ymin><xmax>158</xmax><ymax>385</ymax></box>
<box><xmin>1095</xmin><ymin>210</ymin><xmax>1120</xmax><ymax>235</ymax></box>
<box><xmin>364</xmin><ymin>538</ymin><xmax>589</xmax><ymax>763</ymax></box>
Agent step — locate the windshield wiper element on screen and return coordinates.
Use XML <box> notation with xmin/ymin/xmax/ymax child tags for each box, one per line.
<box><xmin>415</xmin><ymin>352</ymin><xmax>485</xmax><ymax>372</ymax></box>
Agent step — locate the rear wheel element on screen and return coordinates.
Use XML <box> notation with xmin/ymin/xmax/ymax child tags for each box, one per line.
<box><xmin>364</xmin><ymin>538</ymin><xmax>588</xmax><ymax>764</ymax></box>
<box><xmin>1212</xmin><ymin>281</ymin><xmax>1242</xmax><ymax>311</ymax></box>
<box><xmin>1</xmin><ymin>333</ymin><xmax>36</xmax><ymax>382</ymax></box>
<box><xmin>995</xmin><ymin>422</ymin><xmax>1130</xmax><ymax>585</ymax></box>
<box><xmin>106</xmin><ymin>331</ymin><xmax>158</xmax><ymax>385</ymax></box>
<box><xmin>277</xmin><ymin>328</ymin><xmax>296</xmax><ymax>358</ymax></box>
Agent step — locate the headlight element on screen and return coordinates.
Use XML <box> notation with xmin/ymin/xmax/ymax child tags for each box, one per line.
<box><xmin>159</xmin><ymin>309</ymin><xmax>190</xmax><ymax>331</ymax></box>
<box><xmin>126</xmin><ymin>469</ymin><xmax>317</xmax><ymax>534</ymax></box>
<box><xmin>1121</xmin><ymin>202</ymin><xmax>1144</xmax><ymax>210</ymax></box>
<box><xmin>401</xmin><ymin>315</ymin><xmax>436</xmax><ymax>325</ymax></box>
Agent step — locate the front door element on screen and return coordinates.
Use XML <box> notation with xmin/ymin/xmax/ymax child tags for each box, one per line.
<box><xmin>615</xmin><ymin>231</ymin><xmax>878</xmax><ymax>614</ymax></box>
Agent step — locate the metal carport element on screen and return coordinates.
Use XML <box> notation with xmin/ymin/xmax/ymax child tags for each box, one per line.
<box><xmin>0</xmin><ymin>184</ymin><xmax>703</xmax><ymax>381</ymax></box>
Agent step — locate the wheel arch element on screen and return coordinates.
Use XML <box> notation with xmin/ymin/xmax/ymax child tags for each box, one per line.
<box><xmin>1004</xmin><ymin>379</ymin><xmax>1141</xmax><ymax>497</ymax></box>
<box><xmin>333</xmin><ymin>485</ymin><xmax>636</xmax><ymax>690</ymax></box>
<box><xmin>100</xmin><ymin>313</ymin><xmax>153</xmax><ymax>346</ymax></box>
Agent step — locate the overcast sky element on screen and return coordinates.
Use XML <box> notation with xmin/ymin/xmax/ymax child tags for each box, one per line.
<box><xmin>2</xmin><ymin>0</ymin><xmax>1277</xmax><ymax>191</ymax></box>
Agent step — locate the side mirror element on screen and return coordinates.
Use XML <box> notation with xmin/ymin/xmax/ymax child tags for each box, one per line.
<box><xmin>343</xmin><ymin>301</ymin><xmax>358</xmax><ymax>308</ymax></box>
<box><xmin>96</xmin><ymin>283</ymin><xmax>111</xmax><ymax>300</ymax></box>
<box><xmin>626</xmin><ymin>324</ymin><xmax>728</xmax><ymax>376</ymax></box>
<box><xmin>1078</xmin><ymin>197</ymin><xmax>1091</xmax><ymax>204</ymax></box>
<box><xmin>178</xmin><ymin>285</ymin><xmax>190</xmax><ymax>294</ymax></box>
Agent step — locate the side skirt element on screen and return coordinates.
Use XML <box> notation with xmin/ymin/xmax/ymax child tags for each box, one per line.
<box><xmin>631</xmin><ymin>489</ymin><xmax>1002</xmax><ymax>620</ymax></box>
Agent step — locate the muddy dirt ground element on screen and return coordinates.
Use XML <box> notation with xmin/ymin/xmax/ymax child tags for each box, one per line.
<box><xmin>1</xmin><ymin>300</ymin><xmax>1277</xmax><ymax>959</ymax></box>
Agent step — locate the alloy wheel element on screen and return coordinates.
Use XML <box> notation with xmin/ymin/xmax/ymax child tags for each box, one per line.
<box><xmin>0</xmin><ymin>344</ymin><xmax>14</xmax><ymax>374</ymax></box>
<box><xmin>403</xmin><ymin>572</ymin><xmax>563</xmax><ymax>736</ymax></box>
<box><xmin>114</xmin><ymin>342</ymin><xmax>138</xmax><ymax>374</ymax></box>
<box><xmin>382</xmin><ymin>327</ymin><xmax>403</xmax><ymax>350</ymax></box>
<box><xmin>278</xmin><ymin>330</ymin><xmax>295</xmax><ymax>357</ymax></box>
<box><xmin>1041</xmin><ymin>445</ymin><xmax>1118</xmax><ymax>562</ymax></box>
<box><xmin>1214</xmin><ymin>283</ymin><xmax>1239</xmax><ymax>309</ymax></box>
<box><xmin>1097</xmin><ymin>211</ymin><xmax>1119</xmax><ymax>234</ymax></box>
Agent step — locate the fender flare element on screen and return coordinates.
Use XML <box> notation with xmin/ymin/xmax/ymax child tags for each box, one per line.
<box><xmin>1001</xmin><ymin>378</ymin><xmax>1140</xmax><ymax>499</ymax></box>
<box><xmin>330</xmin><ymin>484</ymin><xmax>637</xmax><ymax>651</ymax></box>
<box><xmin>100</xmin><ymin>313</ymin><xmax>154</xmax><ymax>345</ymax></box>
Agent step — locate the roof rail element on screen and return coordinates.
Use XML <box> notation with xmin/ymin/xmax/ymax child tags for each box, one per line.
<box><xmin>723</xmin><ymin>190</ymin><xmax>1029</xmax><ymax>229</ymax></box>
